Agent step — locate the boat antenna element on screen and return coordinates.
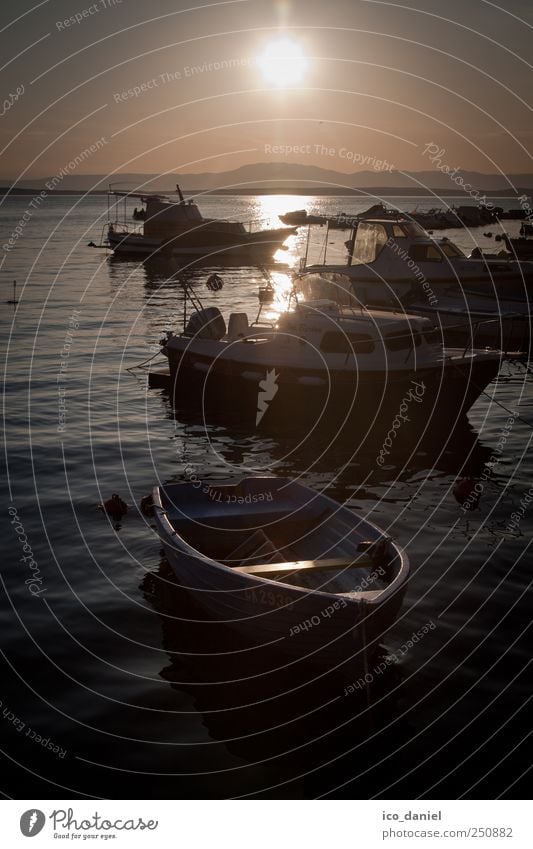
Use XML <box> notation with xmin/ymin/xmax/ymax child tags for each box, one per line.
<box><xmin>175</xmin><ymin>273</ymin><xmax>204</xmax><ymax>331</ymax></box>
<box><xmin>176</xmin><ymin>184</ymin><xmax>185</xmax><ymax>204</ymax></box>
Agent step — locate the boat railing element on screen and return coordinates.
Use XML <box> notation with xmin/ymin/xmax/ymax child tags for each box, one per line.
<box><xmin>250</xmin><ymin>319</ymin><xmax>276</xmax><ymax>330</ymax></box>
<box><xmin>107</xmin><ymin>222</ymin><xmax>143</xmax><ymax>235</ymax></box>
<box><xmin>245</xmin><ymin>217</ymin><xmax>287</xmax><ymax>233</ymax></box>
<box><xmin>458</xmin><ymin>316</ymin><xmax>525</xmax><ymax>357</ymax></box>
<box><xmin>107</xmin><ymin>183</ymin><xmax>155</xmax><ymax>231</ymax></box>
<box><xmin>97</xmin><ymin>222</ymin><xmax>110</xmax><ymax>248</ymax></box>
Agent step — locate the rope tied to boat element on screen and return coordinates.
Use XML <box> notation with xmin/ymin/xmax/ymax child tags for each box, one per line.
<box><xmin>450</xmin><ymin>361</ymin><xmax>533</xmax><ymax>430</ymax></box>
<box><xmin>126</xmin><ymin>349</ymin><xmax>166</xmax><ymax>373</ymax></box>
<box><xmin>479</xmin><ymin>389</ymin><xmax>533</xmax><ymax>429</ymax></box>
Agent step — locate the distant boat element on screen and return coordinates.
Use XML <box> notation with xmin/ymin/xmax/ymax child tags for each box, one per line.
<box><xmin>279</xmin><ymin>209</ymin><xmax>359</xmax><ymax>228</ymax></box>
<box><xmin>106</xmin><ymin>184</ymin><xmax>296</xmax><ymax>261</ymax></box>
<box><xmin>410</xmin><ymin>207</ymin><xmax>461</xmax><ymax>230</ymax></box>
<box><xmin>279</xmin><ymin>202</ymin><xmax>389</xmax><ymax>229</ymax></box>
<box><xmin>498</xmin><ymin>208</ymin><xmax>528</xmax><ymax>221</ymax></box>
<box><xmin>153</xmin><ymin>476</ymin><xmax>409</xmax><ymax>658</ymax></box>
<box><xmin>398</xmin><ymin>204</ymin><xmax>505</xmax><ymax>231</ymax></box>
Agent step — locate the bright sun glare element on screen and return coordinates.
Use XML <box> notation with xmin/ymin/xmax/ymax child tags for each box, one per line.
<box><xmin>257</xmin><ymin>39</ymin><xmax>309</xmax><ymax>88</ymax></box>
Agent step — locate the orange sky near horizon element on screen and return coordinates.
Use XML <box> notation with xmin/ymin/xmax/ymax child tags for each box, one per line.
<box><xmin>1</xmin><ymin>0</ymin><xmax>532</xmax><ymax>184</ymax></box>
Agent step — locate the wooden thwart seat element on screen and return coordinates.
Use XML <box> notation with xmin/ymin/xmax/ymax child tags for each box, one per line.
<box><xmin>233</xmin><ymin>555</ymin><xmax>377</xmax><ymax>576</ymax></box>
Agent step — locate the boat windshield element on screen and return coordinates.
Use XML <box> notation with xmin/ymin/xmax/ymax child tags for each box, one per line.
<box><xmin>352</xmin><ymin>222</ymin><xmax>388</xmax><ymax>264</ymax></box>
<box><xmin>298</xmin><ymin>273</ymin><xmax>353</xmax><ymax>305</ymax></box>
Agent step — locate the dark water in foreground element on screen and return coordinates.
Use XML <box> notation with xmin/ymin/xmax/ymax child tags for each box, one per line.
<box><xmin>1</xmin><ymin>194</ymin><xmax>532</xmax><ymax>799</ymax></box>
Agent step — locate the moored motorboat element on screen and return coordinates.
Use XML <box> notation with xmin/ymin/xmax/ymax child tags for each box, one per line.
<box><xmin>152</xmin><ymin>476</ymin><xmax>410</xmax><ymax>659</ymax></box>
<box><xmin>297</xmin><ymin>214</ymin><xmax>533</xmax><ymax>351</ymax></box>
<box><xmin>106</xmin><ymin>185</ymin><xmax>296</xmax><ymax>261</ymax></box>
<box><xmin>300</xmin><ymin>215</ymin><xmax>533</xmax><ymax>299</ymax></box>
<box><xmin>160</xmin><ymin>285</ymin><xmax>502</xmax><ymax>430</ymax></box>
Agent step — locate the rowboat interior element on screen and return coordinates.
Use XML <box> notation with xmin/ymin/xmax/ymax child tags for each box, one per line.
<box><xmin>158</xmin><ymin>480</ymin><xmax>399</xmax><ymax>597</ymax></box>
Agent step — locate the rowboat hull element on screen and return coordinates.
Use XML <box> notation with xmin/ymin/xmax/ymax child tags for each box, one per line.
<box><xmin>152</xmin><ymin>478</ymin><xmax>410</xmax><ymax>663</ymax></box>
<box><xmin>157</xmin><ymin>545</ymin><xmax>405</xmax><ymax>661</ymax></box>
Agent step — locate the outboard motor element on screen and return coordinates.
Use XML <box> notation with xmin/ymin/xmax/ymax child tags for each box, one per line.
<box><xmin>185</xmin><ymin>307</ymin><xmax>226</xmax><ymax>340</ymax></box>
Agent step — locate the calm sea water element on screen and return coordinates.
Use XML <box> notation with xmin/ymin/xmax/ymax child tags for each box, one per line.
<box><xmin>1</xmin><ymin>194</ymin><xmax>532</xmax><ymax>799</ymax></box>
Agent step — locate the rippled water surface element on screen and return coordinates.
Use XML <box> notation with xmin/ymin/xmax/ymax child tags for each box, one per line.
<box><xmin>1</xmin><ymin>194</ymin><xmax>532</xmax><ymax>798</ymax></box>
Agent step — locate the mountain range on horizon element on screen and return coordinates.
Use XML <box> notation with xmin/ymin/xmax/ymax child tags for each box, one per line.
<box><xmin>3</xmin><ymin>162</ymin><xmax>533</xmax><ymax>193</ymax></box>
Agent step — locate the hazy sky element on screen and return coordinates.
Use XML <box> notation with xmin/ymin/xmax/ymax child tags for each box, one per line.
<box><xmin>1</xmin><ymin>0</ymin><xmax>532</xmax><ymax>183</ymax></box>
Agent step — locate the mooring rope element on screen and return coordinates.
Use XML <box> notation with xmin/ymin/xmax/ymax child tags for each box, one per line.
<box><xmin>450</xmin><ymin>360</ymin><xmax>533</xmax><ymax>430</ymax></box>
<box><xmin>126</xmin><ymin>349</ymin><xmax>166</xmax><ymax>373</ymax></box>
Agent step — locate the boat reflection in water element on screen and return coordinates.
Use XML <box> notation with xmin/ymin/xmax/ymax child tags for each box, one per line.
<box><xmin>151</xmin><ymin>358</ymin><xmax>496</xmax><ymax>487</ymax></box>
<box><xmin>141</xmin><ymin>556</ymin><xmax>410</xmax><ymax>798</ymax></box>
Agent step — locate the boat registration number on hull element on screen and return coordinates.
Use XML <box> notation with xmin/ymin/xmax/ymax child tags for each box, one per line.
<box><xmin>244</xmin><ymin>586</ymin><xmax>294</xmax><ymax>610</ymax></box>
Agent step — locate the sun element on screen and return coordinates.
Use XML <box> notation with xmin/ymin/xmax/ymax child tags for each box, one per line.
<box><xmin>257</xmin><ymin>39</ymin><xmax>309</xmax><ymax>88</ymax></box>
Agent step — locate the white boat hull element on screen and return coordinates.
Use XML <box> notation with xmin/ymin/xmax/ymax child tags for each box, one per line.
<box><xmin>153</xmin><ymin>478</ymin><xmax>410</xmax><ymax>662</ymax></box>
<box><xmin>107</xmin><ymin>230</ymin><xmax>293</xmax><ymax>259</ymax></box>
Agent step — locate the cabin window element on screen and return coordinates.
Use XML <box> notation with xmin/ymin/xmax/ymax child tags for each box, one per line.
<box><xmin>401</xmin><ymin>222</ymin><xmax>427</xmax><ymax>239</ymax></box>
<box><xmin>320</xmin><ymin>331</ymin><xmax>375</xmax><ymax>354</ymax></box>
<box><xmin>392</xmin><ymin>225</ymin><xmax>406</xmax><ymax>237</ymax></box>
<box><xmin>408</xmin><ymin>244</ymin><xmax>442</xmax><ymax>262</ymax></box>
<box><xmin>352</xmin><ymin>222</ymin><xmax>388</xmax><ymax>263</ymax></box>
<box><xmin>440</xmin><ymin>241</ymin><xmax>465</xmax><ymax>258</ymax></box>
<box><xmin>384</xmin><ymin>330</ymin><xmax>422</xmax><ymax>351</ymax></box>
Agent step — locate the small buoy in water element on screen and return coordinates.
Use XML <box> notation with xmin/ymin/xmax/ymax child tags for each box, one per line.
<box><xmin>102</xmin><ymin>493</ymin><xmax>128</xmax><ymax>519</ymax></box>
<box><xmin>453</xmin><ymin>477</ymin><xmax>481</xmax><ymax>509</ymax></box>
<box><xmin>495</xmin><ymin>234</ymin><xmax>502</xmax><ymax>242</ymax></box>
<box><xmin>483</xmin><ymin>232</ymin><xmax>493</xmax><ymax>238</ymax></box>
<box><xmin>140</xmin><ymin>494</ymin><xmax>154</xmax><ymax>517</ymax></box>
<box><xmin>206</xmin><ymin>273</ymin><xmax>224</xmax><ymax>292</ymax></box>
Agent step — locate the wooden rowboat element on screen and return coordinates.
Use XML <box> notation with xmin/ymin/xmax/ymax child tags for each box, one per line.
<box><xmin>153</xmin><ymin>476</ymin><xmax>409</xmax><ymax>661</ymax></box>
